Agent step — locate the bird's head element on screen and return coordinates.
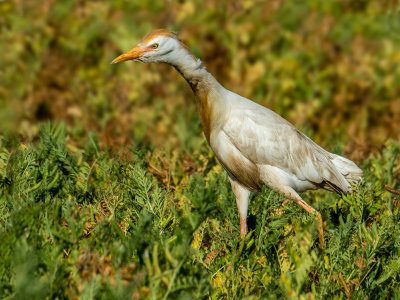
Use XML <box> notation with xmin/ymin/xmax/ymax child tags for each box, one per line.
<box><xmin>111</xmin><ymin>29</ymin><xmax>195</xmax><ymax>65</ymax></box>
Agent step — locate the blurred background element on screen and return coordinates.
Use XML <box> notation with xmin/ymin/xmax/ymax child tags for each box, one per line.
<box><xmin>1</xmin><ymin>0</ymin><xmax>399</xmax><ymax>164</ymax></box>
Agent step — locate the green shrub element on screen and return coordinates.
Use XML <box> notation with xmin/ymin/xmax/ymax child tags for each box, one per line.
<box><xmin>1</xmin><ymin>123</ymin><xmax>399</xmax><ymax>298</ymax></box>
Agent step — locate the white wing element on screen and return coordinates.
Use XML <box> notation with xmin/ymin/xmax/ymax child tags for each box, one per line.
<box><xmin>222</xmin><ymin>98</ymin><xmax>351</xmax><ymax>192</ymax></box>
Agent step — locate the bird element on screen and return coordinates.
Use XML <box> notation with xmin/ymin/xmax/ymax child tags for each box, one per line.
<box><xmin>112</xmin><ymin>29</ymin><xmax>363</xmax><ymax>248</ymax></box>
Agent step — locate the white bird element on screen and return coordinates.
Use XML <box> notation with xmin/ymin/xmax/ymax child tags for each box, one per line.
<box><xmin>112</xmin><ymin>29</ymin><xmax>363</xmax><ymax>248</ymax></box>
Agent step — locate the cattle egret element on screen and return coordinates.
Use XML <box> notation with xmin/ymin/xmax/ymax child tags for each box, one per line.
<box><xmin>112</xmin><ymin>29</ymin><xmax>363</xmax><ymax>248</ymax></box>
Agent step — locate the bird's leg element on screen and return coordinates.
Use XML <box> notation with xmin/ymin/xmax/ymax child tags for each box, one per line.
<box><xmin>229</xmin><ymin>178</ymin><xmax>251</xmax><ymax>238</ymax></box>
<box><xmin>282</xmin><ymin>187</ymin><xmax>325</xmax><ymax>249</ymax></box>
<box><xmin>294</xmin><ymin>198</ymin><xmax>325</xmax><ymax>249</ymax></box>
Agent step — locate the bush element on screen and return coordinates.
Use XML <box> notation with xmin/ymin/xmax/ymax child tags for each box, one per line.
<box><xmin>0</xmin><ymin>123</ymin><xmax>399</xmax><ymax>298</ymax></box>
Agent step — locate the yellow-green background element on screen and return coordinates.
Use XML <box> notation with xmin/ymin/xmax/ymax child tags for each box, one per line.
<box><xmin>1</xmin><ymin>0</ymin><xmax>399</xmax><ymax>162</ymax></box>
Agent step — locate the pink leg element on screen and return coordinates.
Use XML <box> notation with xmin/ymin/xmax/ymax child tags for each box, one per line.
<box><xmin>293</xmin><ymin>197</ymin><xmax>325</xmax><ymax>249</ymax></box>
<box><xmin>229</xmin><ymin>178</ymin><xmax>251</xmax><ymax>239</ymax></box>
<box><xmin>281</xmin><ymin>186</ymin><xmax>325</xmax><ymax>249</ymax></box>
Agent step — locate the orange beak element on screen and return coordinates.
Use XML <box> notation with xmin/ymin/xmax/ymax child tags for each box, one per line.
<box><xmin>111</xmin><ymin>46</ymin><xmax>147</xmax><ymax>64</ymax></box>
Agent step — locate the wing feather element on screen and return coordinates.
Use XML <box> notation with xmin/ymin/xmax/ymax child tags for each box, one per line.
<box><xmin>222</xmin><ymin>107</ymin><xmax>350</xmax><ymax>192</ymax></box>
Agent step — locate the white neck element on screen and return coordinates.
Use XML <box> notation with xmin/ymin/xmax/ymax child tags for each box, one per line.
<box><xmin>164</xmin><ymin>47</ymin><xmax>221</xmax><ymax>94</ymax></box>
<box><xmin>159</xmin><ymin>43</ymin><xmax>228</xmax><ymax>143</ymax></box>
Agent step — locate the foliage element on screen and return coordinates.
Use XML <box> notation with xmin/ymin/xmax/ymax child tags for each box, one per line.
<box><xmin>0</xmin><ymin>123</ymin><xmax>399</xmax><ymax>299</ymax></box>
<box><xmin>0</xmin><ymin>123</ymin><xmax>213</xmax><ymax>299</ymax></box>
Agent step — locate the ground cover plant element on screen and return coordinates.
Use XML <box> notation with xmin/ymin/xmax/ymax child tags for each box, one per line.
<box><xmin>1</xmin><ymin>0</ymin><xmax>400</xmax><ymax>298</ymax></box>
<box><xmin>0</xmin><ymin>123</ymin><xmax>399</xmax><ymax>299</ymax></box>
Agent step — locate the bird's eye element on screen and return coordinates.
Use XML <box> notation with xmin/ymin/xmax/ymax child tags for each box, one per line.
<box><xmin>152</xmin><ymin>43</ymin><xmax>159</xmax><ymax>49</ymax></box>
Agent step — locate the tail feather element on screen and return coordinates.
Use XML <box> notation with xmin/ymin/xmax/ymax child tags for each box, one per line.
<box><xmin>331</xmin><ymin>154</ymin><xmax>363</xmax><ymax>188</ymax></box>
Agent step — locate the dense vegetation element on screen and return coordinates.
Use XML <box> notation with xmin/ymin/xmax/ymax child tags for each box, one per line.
<box><xmin>1</xmin><ymin>0</ymin><xmax>400</xmax><ymax>298</ymax></box>
<box><xmin>1</xmin><ymin>123</ymin><xmax>399</xmax><ymax>299</ymax></box>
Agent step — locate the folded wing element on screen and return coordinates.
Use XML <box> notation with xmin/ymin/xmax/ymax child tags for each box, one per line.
<box><xmin>222</xmin><ymin>106</ymin><xmax>359</xmax><ymax>194</ymax></box>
